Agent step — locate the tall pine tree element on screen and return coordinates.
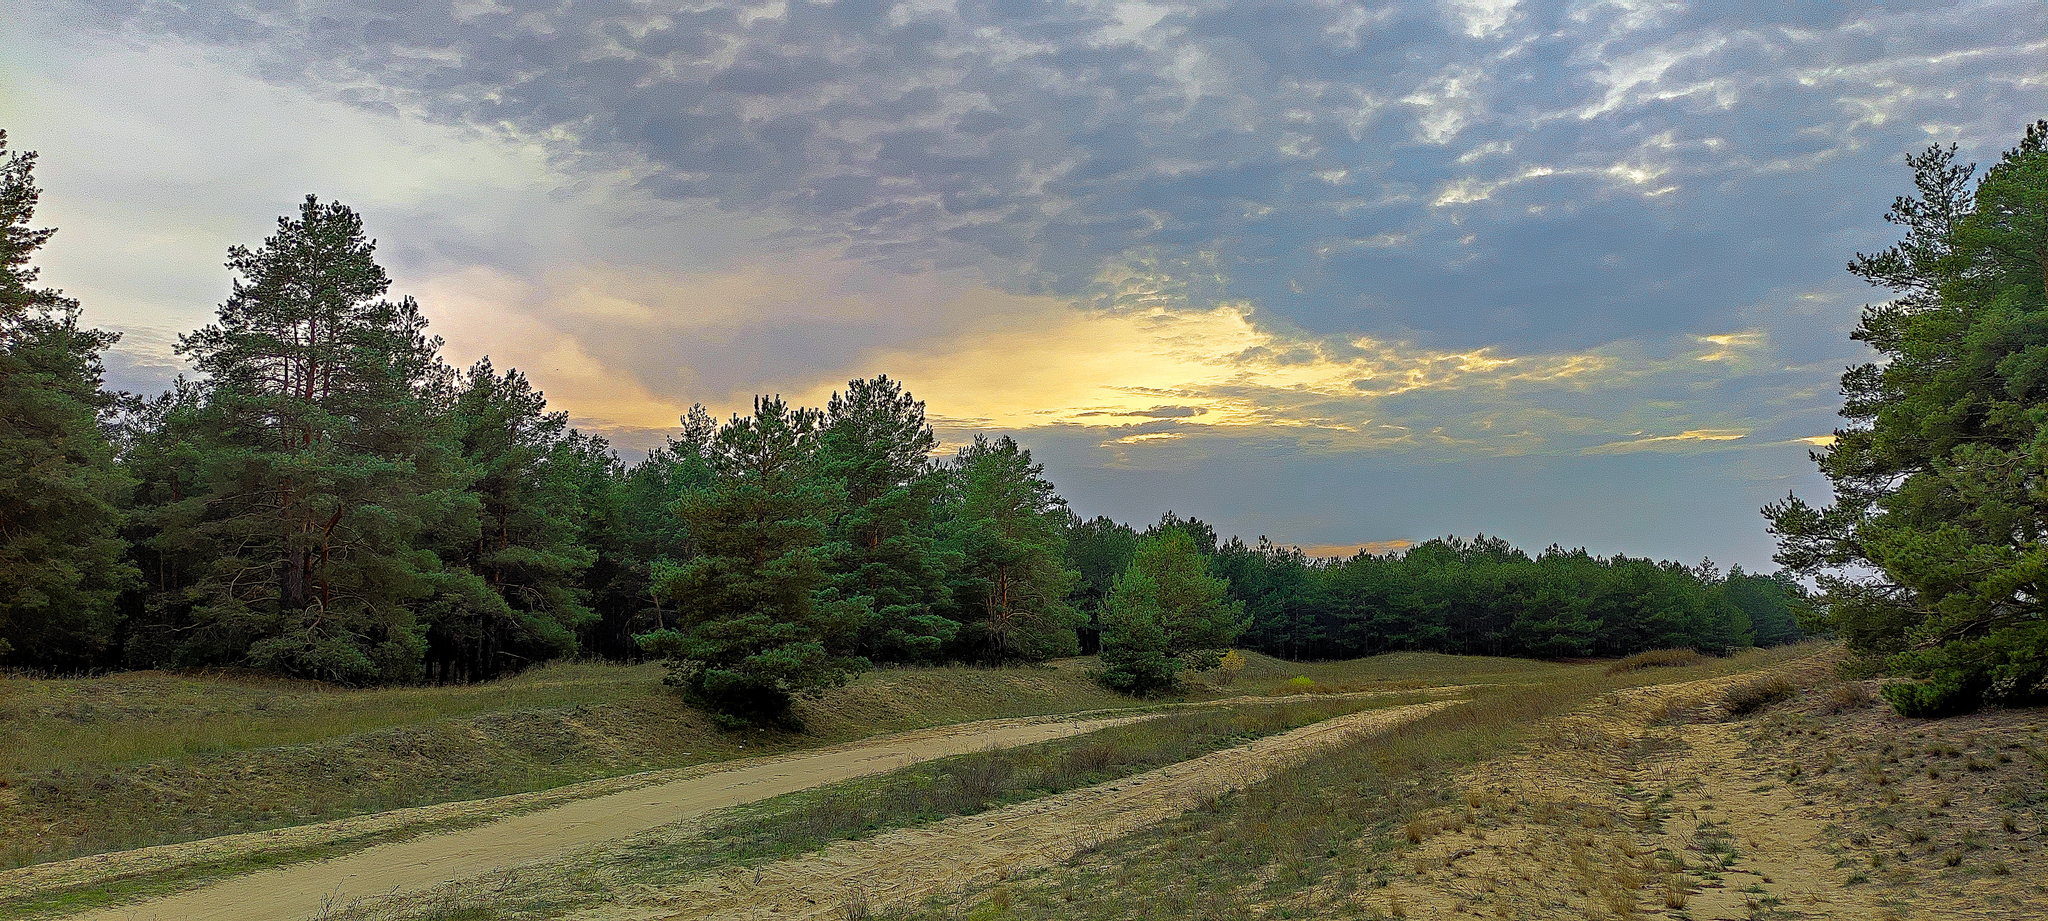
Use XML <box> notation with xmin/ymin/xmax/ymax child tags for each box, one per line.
<box><xmin>0</xmin><ymin>131</ymin><xmax>137</xmax><ymax>666</ymax></box>
<box><xmin>150</xmin><ymin>196</ymin><xmax>461</xmax><ymax>683</ymax></box>
<box><xmin>1770</xmin><ymin>122</ymin><xmax>2048</xmax><ymax>715</ymax></box>
<box><xmin>817</xmin><ymin>375</ymin><xmax>956</xmax><ymax>662</ymax></box>
<box><xmin>940</xmin><ymin>435</ymin><xmax>1082</xmax><ymax>662</ymax></box>
<box><xmin>1099</xmin><ymin>529</ymin><xmax>1247</xmax><ymax>695</ymax></box>
<box><xmin>422</xmin><ymin>358</ymin><xmax>599</xmax><ymax>681</ymax></box>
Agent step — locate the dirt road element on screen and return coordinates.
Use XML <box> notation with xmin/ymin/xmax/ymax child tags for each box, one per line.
<box><xmin>592</xmin><ymin>699</ymin><xmax>1463</xmax><ymax>920</ymax></box>
<box><xmin>63</xmin><ymin>711</ymin><xmax>1159</xmax><ymax>921</ymax></box>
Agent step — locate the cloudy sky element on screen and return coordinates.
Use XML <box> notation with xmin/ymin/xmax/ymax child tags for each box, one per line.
<box><xmin>3</xmin><ymin>0</ymin><xmax>2041</xmax><ymax>568</ymax></box>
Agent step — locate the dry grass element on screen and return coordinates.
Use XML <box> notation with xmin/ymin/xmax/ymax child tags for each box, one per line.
<box><xmin>1605</xmin><ymin>648</ymin><xmax>1707</xmax><ymax>675</ymax></box>
<box><xmin>0</xmin><ymin>660</ymin><xmax>665</xmax><ymax>777</ymax></box>
<box><xmin>1823</xmin><ymin>681</ymin><xmax>1877</xmax><ymax>713</ymax></box>
<box><xmin>1721</xmin><ymin>674</ymin><xmax>1799</xmax><ymax>716</ymax></box>
<box><xmin>880</xmin><ymin>644</ymin><xmax>1822</xmax><ymax>921</ymax></box>
<box><xmin>293</xmin><ymin>697</ymin><xmax>1431</xmax><ymax>921</ymax></box>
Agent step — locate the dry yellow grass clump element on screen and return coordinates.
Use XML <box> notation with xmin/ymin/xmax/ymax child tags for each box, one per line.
<box><xmin>1603</xmin><ymin>647</ymin><xmax>1707</xmax><ymax>675</ymax></box>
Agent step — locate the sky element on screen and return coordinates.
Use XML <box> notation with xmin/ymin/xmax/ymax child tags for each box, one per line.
<box><xmin>2</xmin><ymin>0</ymin><xmax>2042</xmax><ymax>569</ymax></box>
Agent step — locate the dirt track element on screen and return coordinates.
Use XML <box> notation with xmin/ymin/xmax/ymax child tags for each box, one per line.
<box><xmin>559</xmin><ymin>699</ymin><xmax>1462</xmax><ymax>920</ymax></box>
<box><xmin>61</xmin><ymin>711</ymin><xmax>1160</xmax><ymax>921</ymax></box>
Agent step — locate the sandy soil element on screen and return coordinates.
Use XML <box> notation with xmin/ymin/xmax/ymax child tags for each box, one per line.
<box><xmin>48</xmin><ymin>710</ymin><xmax>1160</xmax><ymax>921</ymax></box>
<box><xmin>513</xmin><ymin>699</ymin><xmax>1464</xmax><ymax>921</ymax></box>
<box><xmin>1366</xmin><ymin>664</ymin><xmax>2048</xmax><ymax>920</ymax></box>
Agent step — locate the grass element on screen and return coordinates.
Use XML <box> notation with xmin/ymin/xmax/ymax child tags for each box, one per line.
<box><xmin>291</xmin><ymin>694</ymin><xmax>1434</xmax><ymax>921</ymax></box>
<box><xmin>1232</xmin><ymin>650</ymin><xmax>1569</xmax><ymax>694</ymax></box>
<box><xmin>0</xmin><ymin>644</ymin><xmax>1824</xmax><ymax>919</ymax></box>
<box><xmin>0</xmin><ymin>660</ymin><xmax>666</xmax><ymax>776</ymax></box>
<box><xmin>882</xmin><ymin>645</ymin><xmax>1818</xmax><ymax>920</ymax></box>
<box><xmin>0</xmin><ymin>650</ymin><xmax>1512</xmax><ymax>870</ymax></box>
<box><xmin>1722</xmin><ymin>674</ymin><xmax>1799</xmax><ymax>716</ymax></box>
<box><xmin>0</xmin><ymin>658</ymin><xmax>1146</xmax><ymax>868</ymax></box>
<box><xmin>1605</xmin><ymin>648</ymin><xmax>1707</xmax><ymax>675</ymax></box>
<box><xmin>0</xmin><ymin>811</ymin><xmax>517</xmax><ymax>919</ymax></box>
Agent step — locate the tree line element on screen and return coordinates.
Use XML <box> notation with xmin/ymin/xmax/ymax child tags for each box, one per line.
<box><xmin>0</xmin><ymin>131</ymin><xmax>1805</xmax><ymax>724</ymax></box>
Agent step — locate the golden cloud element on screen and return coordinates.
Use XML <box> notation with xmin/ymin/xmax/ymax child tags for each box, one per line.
<box><xmin>1582</xmin><ymin>428</ymin><xmax>1749</xmax><ymax>454</ymax></box>
<box><xmin>1295</xmin><ymin>539</ymin><xmax>1416</xmax><ymax>558</ymax></box>
<box><xmin>417</xmin><ymin>252</ymin><xmax>1787</xmax><ymax>462</ymax></box>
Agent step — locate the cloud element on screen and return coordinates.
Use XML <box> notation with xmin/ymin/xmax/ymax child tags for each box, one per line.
<box><xmin>1582</xmin><ymin>428</ymin><xmax>1749</xmax><ymax>454</ymax></box>
<box><xmin>37</xmin><ymin>0</ymin><xmax>2040</xmax><ymax>356</ymax></box>
<box><xmin>1296</xmin><ymin>538</ymin><xmax>1417</xmax><ymax>558</ymax></box>
<box><xmin>9</xmin><ymin>0</ymin><xmax>2039</xmax><ymax>572</ymax></box>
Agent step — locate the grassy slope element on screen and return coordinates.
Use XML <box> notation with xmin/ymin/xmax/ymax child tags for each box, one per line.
<box><xmin>0</xmin><ymin>651</ymin><xmax>1538</xmax><ymax>868</ymax></box>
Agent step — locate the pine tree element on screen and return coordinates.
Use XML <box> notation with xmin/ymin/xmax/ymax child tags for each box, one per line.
<box><xmin>638</xmin><ymin>396</ymin><xmax>867</xmax><ymax>726</ymax></box>
<box><xmin>422</xmin><ymin>358</ymin><xmax>599</xmax><ymax>681</ymax></box>
<box><xmin>580</xmin><ymin>404</ymin><xmax>716</xmax><ymax>659</ymax></box>
<box><xmin>817</xmin><ymin>375</ymin><xmax>956</xmax><ymax>662</ymax></box>
<box><xmin>153</xmin><ymin>195</ymin><xmax>460</xmax><ymax>683</ymax></box>
<box><xmin>0</xmin><ymin>131</ymin><xmax>138</xmax><ymax>665</ymax></box>
<box><xmin>1063</xmin><ymin>514</ymin><xmax>1141</xmax><ymax>652</ymax></box>
<box><xmin>1769</xmin><ymin>122</ymin><xmax>2048</xmax><ymax>715</ymax></box>
<box><xmin>1099</xmin><ymin>529</ymin><xmax>1246</xmax><ymax>694</ymax></box>
<box><xmin>940</xmin><ymin>435</ymin><xmax>1082</xmax><ymax>662</ymax></box>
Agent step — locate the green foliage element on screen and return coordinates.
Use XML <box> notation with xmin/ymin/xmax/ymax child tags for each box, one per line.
<box><xmin>1099</xmin><ymin>530</ymin><xmax>1248</xmax><ymax>695</ymax></box>
<box><xmin>940</xmin><ymin>435</ymin><xmax>1082</xmax><ymax>663</ymax></box>
<box><xmin>1217</xmin><ymin>535</ymin><xmax>1770</xmax><ymax>663</ymax></box>
<box><xmin>1098</xmin><ymin>569</ymin><xmax>1179</xmax><ymax>695</ymax></box>
<box><xmin>132</xmin><ymin>196</ymin><xmax>461</xmax><ymax>683</ymax></box>
<box><xmin>1062</xmin><ymin>514</ymin><xmax>1140</xmax><ymax>650</ymax></box>
<box><xmin>639</xmin><ymin>396</ymin><xmax>868</xmax><ymax>726</ymax></box>
<box><xmin>1768</xmin><ymin>121</ymin><xmax>2048</xmax><ymax>715</ymax></box>
<box><xmin>578</xmin><ymin>404</ymin><xmax>716</xmax><ymax>659</ymax></box>
<box><xmin>422</xmin><ymin>359</ymin><xmax>601</xmax><ymax>681</ymax></box>
<box><xmin>1213</xmin><ymin>536</ymin><xmax>1321</xmax><ymax>660</ymax></box>
<box><xmin>816</xmin><ymin>375</ymin><xmax>957</xmax><ymax>662</ymax></box>
<box><xmin>0</xmin><ymin>140</ymin><xmax>1811</xmax><ymax>690</ymax></box>
<box><xmin>0</xmin><ymin>131</ymin><xmax>137</xmax><ymax>665</ymax></box>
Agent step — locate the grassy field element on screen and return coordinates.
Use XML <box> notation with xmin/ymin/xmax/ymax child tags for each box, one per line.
<box><xmin>0</xmin><ymin>650</ymin><xmax>1536</xmax><ymax>869</ymax></box>
<box><xmin>882</xmin><ymin>644</ymin><xmax>1826</xmax><ymax>920</ymax></box>
<box><xmin>297</xmin><ymin>694</ymin><xmax>1442</xmax><ymax>921</ymax></box>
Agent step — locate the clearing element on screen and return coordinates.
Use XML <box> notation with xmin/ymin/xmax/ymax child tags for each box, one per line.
<box><xmin>25</xmin><ymin>647</ymin><xmax>2018</xmax><ymax>921</ymax></box>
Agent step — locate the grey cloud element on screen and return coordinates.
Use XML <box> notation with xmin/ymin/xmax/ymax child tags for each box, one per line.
<box><xmin>70</xmin><ymin>0</ymin><xmax>2045</xmax><ymax>356</ymax></box>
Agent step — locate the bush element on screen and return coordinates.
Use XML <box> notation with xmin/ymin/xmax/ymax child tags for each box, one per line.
<box><xmin>1722</xmin><ymin>675</ymin><xmax>1797</xmax><ymax>716</ymax></box>
<box><xmin>1605</xmin><ymin>648</ymin><xmax>1706</xmax><ymax>675</ymax></box>
<box><xmin>1215</xmin><ymin>649</ymin><xmax>1246</xmax><ymax>686</ymax></box>
<box><xmin>1881</xmin><ymin>677</ymin><xmax>1980</xmax><ymax>718</ymax></box>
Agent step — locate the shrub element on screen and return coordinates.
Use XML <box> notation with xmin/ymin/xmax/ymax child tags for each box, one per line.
<box><xmin>1215</xmin><ymin>649</ymin><xmax>1246</xmax><ymax>686</ymax></box>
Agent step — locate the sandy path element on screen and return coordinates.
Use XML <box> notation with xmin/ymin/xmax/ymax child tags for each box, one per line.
<box><xmin>612</xmin><ymin>699</ymin><xmax>1461</xmax><ymax>921</ymax></box>
<box><xmin>65</xmin><ymin>711</ymin><xmax>1160</xmax><ymax>921</ymax></box>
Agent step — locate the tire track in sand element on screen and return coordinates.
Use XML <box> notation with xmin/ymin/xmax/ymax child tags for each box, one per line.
<box><xmin>604</xmin><ymin>699</ymin><xmax>1462</xmax><ymax>921</ymax></box>
<box><xmin>61</xmin><ymin>712</ymin><xmax>1164</xmax><ymax>921</ymax></box>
